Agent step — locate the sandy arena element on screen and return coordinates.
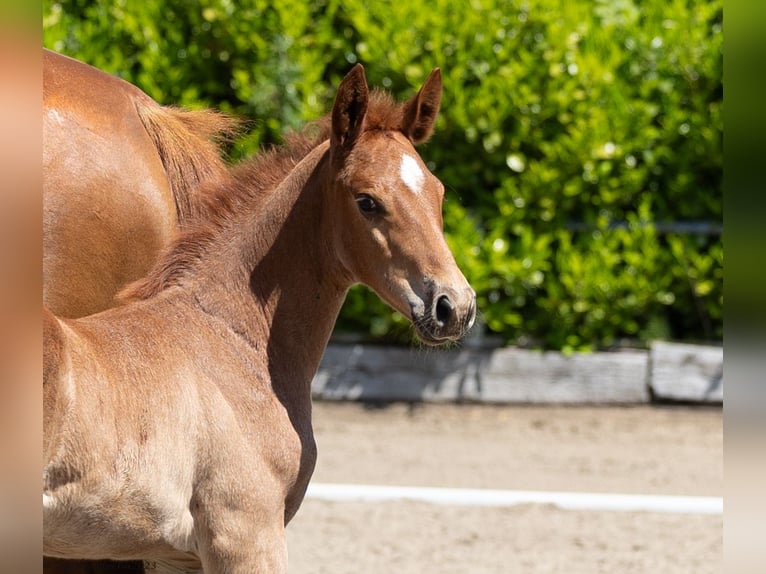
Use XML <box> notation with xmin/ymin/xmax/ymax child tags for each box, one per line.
<box><xmin>286</xmin><ymin>402</ymin><xmax>722</xmax><ymax>573</ymax></box>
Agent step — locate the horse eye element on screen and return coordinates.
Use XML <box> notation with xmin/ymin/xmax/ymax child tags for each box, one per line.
<box><xmin>355</xmin><ymin>194</ymin><xmax>380</xmax><ymax>215</ymax></box>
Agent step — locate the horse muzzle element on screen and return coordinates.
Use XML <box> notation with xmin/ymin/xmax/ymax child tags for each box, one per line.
<box><xmin>413</xmin><ymin>285</ymin><xmax>477</xmax><ymax>345</ymax></box>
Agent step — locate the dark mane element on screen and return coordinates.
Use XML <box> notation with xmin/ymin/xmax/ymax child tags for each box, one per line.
<box><xmin>120</xmin><ymin>90</ymin><xmax>409</xmax><ymax>302</ymax></box>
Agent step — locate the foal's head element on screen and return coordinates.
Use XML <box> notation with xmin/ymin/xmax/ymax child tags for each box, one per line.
<box><xmin>327</xmin><ymin>65</ymin><xmax>476</xmax><ymax>344</ymax></box>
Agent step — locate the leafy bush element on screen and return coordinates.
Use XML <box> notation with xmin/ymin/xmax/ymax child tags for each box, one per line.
<box><xmin>44</xmin><ymin>0</ymin><xmax>722</xmax><ymax>350</ymax></box>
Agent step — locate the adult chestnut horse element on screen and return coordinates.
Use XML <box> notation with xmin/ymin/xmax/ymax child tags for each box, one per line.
<box><xmin>43</xmin><ymin>65</ymin><xmax>476</xmax><ymax>573</ymax></box>
<box><xmin>43</xmin><ymin>49</ymin><xmax>237</xmax><ymax>319</ymax></box>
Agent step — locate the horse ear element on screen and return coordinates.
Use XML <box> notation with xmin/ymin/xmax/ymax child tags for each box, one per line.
<box><xmin>331</xmin><ymin>64</ymin><xmax>369</xmax><ymax>152</ymax></box>
<box><xmin>401</xmin><ymin>68</ymin><xmax>442</xmax><ymax>144</ymax></box>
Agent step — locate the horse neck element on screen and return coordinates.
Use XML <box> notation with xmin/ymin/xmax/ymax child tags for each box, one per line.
<box><xmin>193</xmin><ymin>140</ymin><xmax>348</xmax><ymax>389</ymax></box>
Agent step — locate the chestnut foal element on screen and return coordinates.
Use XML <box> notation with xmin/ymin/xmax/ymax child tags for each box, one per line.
<box><xmin>44</xmin><ymin>65</ymin><xmax>475</xmax><ymax>573</ymax></box>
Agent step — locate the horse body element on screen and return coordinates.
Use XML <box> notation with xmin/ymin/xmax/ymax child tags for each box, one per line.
<box><xmin>43</xmin><ymin>49</ymin><xmax>234</xmax><ymax>319</ymax></box>
<box><xmin>45</xmin><ymin>299</ymin><xmax>301</xmax><ymax>566</ymax></box>
<box><xmin>44</xmin><ymin>66</ymin><xmax>476</xmax><ymax>573</ymax></box>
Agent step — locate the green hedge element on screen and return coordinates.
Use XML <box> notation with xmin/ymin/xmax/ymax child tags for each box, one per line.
<box><xmin>44</xmin><ymin>0</ymin><xmax>722</xmax><ymax>351</ymax></box>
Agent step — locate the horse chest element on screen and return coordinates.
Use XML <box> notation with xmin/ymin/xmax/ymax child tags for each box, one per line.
<box><xmin>195</xmin><ymin>377</ymin><xmax>317</xmax><ymax>514</ymax></box>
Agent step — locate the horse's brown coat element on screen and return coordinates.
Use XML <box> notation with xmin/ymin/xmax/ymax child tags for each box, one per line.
<box><xmin>43</xmin><ymin>49</ymin><xmax>238</xmax><ymax>319</ymax></box>
<box><xmin>44</xmin><ymin>65</ymin><xmax>475</xmax><ymax>573</ymax></box>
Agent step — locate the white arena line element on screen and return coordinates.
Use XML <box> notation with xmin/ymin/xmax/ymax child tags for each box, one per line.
<box><xmin>306</xmin><ymin>483</ymin><xmax>722</xmax><ymax>515</ymax></box>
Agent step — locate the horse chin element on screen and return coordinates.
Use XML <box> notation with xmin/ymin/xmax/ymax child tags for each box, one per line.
<box><xmin>412</xmin><ymin>323</ymin><xmax>460</xmax><ymax>347</ymax></box>
<box><xmin>417</xmin><ymin>333</ymin><xmax>455</xmax><ymax>347</ymax></box>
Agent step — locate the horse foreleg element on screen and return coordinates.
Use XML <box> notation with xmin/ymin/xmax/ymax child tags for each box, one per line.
<box><xmin>198</xmin><ymin>527</ymin><xmax>288</xmax><ymax>574</ymax></box>
<box><xmin>195</xmin><ymin>511</ymin><xmax>288</xmax><ymax>574</ymax></box>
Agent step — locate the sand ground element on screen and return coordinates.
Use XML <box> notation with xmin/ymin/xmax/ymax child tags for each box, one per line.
<box><xmin>286</xmin><ymin>402</ymin><xmax>722</xmax><ymax>574</ymax></box>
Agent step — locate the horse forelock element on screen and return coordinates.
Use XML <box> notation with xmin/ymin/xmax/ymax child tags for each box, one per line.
<box><xmin>120</xmin><ymin>90</ymin><xmax>417</xmax><ymax>302</ymax></box>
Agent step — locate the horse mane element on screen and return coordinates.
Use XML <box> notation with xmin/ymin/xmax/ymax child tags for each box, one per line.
<box><xmin>121</xmin><ymin>89</ymin><xmax>411</xmax><ymax>302</ymax></box>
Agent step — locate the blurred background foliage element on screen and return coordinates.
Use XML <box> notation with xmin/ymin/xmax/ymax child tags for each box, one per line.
<box><xmin>43</xmin><ymin>0</ymin><xmax>722</xmax><ymax>351</ymax></box>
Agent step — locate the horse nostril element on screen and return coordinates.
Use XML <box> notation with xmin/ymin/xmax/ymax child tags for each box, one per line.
<box><xmin>435</xmin><ymin>294</ymin><xmax>454</xmax><ymax>326</ymax></box>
